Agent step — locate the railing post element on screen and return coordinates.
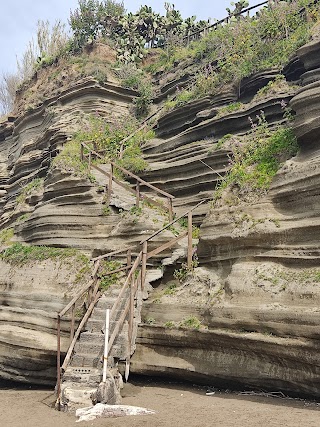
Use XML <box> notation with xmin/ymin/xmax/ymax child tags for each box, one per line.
<box><xmin>127</xmin><ymin>249</ymin><xmax>131</xmax><ymax>270</ymax></box>
<box><xmin>108</xmin><ymin>164</ymin><xmax>113</xmax><ymax>203</ymax></box>
<box><xmin>141</xmin><ymin>242</ymin><xmax>148</xmax><ymax>292</ymax></box>
<box><xmin>128</xmin><ymin>275</ymin><xmax>135</xmax><ymax>352</ymax></box>
<box><xmin>80</xmin><ymin>144</ymin><xmax>84</xmax><ymax>162</ymax></box>
<box><xmin>88</xmin><ymin>285</ymin><xmax>93</xmax><ymax>307</ymax></box>
<box><xmin>168</xmin><ymin>198</ymin><xmax>173</xmax><ymax>223</ymax></box>
<box><xmin>136</xmin><ymin>181</ymin><xmax>140</xmax><ymax>209</ymax></box>
<box><xmin>88</xmin><ymin>151</ymin><xmax>92</xmax><ymax>171</ymax></box>
<box><xmin>102</xmin><ymin>309</ymin><xmax>110</xmax><ymax>383</ymax></box>
<box><xmin>56</xmin><ymin>315</ymin><xmax>61</xmax><ymax>399</ymax></box>
<box><xmin>187</xmin><ymin>211</ymin><xmax>193</xmax><ymax>269</ymax></box>
<box><xmin>70</xmin><ymin>303</ymin><xmax>75</xmax><ymax>344</ymax></box>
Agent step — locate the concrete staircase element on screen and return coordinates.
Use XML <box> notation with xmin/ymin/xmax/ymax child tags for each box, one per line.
<box><xmin>59</xmin><ymin>283</ymin><xmax>133</xmax><ymax>411</ymax></box>
<box><xmin>58</xmin><ymin>157</ymin><xmax>193</xmax><ymax>411</ymax></box>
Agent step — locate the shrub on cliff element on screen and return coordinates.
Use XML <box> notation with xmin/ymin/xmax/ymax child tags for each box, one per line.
<box><xmin>150</xmin><ymin>0</ymin><xmax>320</xmax><ymax>107</ymax></box>
<box><xmin>214</xmin><ymin>111</ymin><xmax>299</xmax><ymax>201</ymax></box>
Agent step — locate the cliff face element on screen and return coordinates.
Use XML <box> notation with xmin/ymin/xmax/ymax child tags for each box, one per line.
<box><xmin>0</xmin><ymin>26</ymin><xmax>320</xmax><ymax>396</ymax></box>
<box><xmin>131</xmin><ymin>35</ymin><xmax>320</xmax><ymax>396</ymax></box>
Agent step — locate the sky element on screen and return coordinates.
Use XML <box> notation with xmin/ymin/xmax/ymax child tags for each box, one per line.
<box><xmin>0</xmin><ymin>0</ymin><xmax>238</xmax><ymax>75</ymax></box>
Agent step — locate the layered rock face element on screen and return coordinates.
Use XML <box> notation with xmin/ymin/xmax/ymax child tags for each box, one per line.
<box><xmin>0</xmin><ymin>70</ymin><xmax>174</xmax><ymax>384</ymax></box>
<box><xmin>0</xmin><ymin>258</ymin><xmax>86</xmax><ymax>385</ymax></box>
<box><xmin>131</xmin><ymin>40</ymin><xmax>320</xmax><ymax>397</ymax></box>
<box><xmin>1</xmin><ymin>32</ymin><xmax>320</xmax><ymax>397</ymax></box>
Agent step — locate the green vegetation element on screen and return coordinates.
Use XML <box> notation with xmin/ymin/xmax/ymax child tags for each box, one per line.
<box><xmin>164</xmin><ymin>320</ymin><xmax>176</xmax><ymax>328</ymax></box>
<box><xmin>254</xmin><ymin>267</ymin><xmax>320</xmax><ymax>289</ymax></box>
<box><xmin>16</xmin><ymin>178</ymin><xmax>44</xmax><ymax>205</ymax></box>
<box><xmin>149</xmin><ymin>1</ymin><xmax>320</xmax><ymax>107</ymax></box>
<box><xmin>217</xmin><ymin>102</ymin><xmax>243</xmax><ymax>118</ymax></box>
<box><xmin>102</xmin><ymin>206</ymin><xmax>111</xmax><ymax>216</ymax></box>
<box><xmin>164</xmin><ymin>282</ymin><xmax>177</xmax><ymax>295</ymax></box>
<box><xmin>0</xmin><ymin>228</ymin><xmax>14</xmax><ymax>245</ymax></box>
<box><xmin>98</xmin><ymin>259</ymin><xmax>122</xmax><ymax>290</ymax></box>
<box><xmin>52</xmin><ymin>114</ymin><xmax>152</xmax><ymax>178</ymax></box>
<box><xmin>51</xmin><ymin>140</ymin><xmax>89</xmax><ymax>177</ymax></box>
<box><xmin>180</xmin><ymin>315</ymin><xmax>202</xmax><ymax>330</ymax></box>
<box><xmin>0</xmin><ymin>243</ymin><xmax>87</xmax><ymax>266</ymax></box>
<box><xmin>75</xmin><ymin>114</ymin><xmax>151</xmax><ymax>173</ymax></box>
<box><xmin>173</xmin><ymin>259</ymin><xmax>199</xmax><ymax>283</ymax></box>
<box><xmin>215</xmin><ymin>112</ymin><xmax>299</xmax><ymax>199</ymax></box>
<box><xmin>144</xmin><ymin>317</ymin><xmax>156</xmax><ymax>325</ymax></box>
<box><xmin>113</xmin><ymin>64</ymin><xmax>154</xmax><ymax>117</ymax></box>
<box><xmin>17</xmin><ymin>214</ymin><xmax>31</xmax><ymax>223</ymax></box>
<box><xmin>69</xmin><ymin>1</ymin><xmax>208</xmax><ymax>63</ymax></box>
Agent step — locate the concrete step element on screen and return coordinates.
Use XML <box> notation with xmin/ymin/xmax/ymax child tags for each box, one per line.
<box><xmin>92</xmin><ymin>300</ymin><xmax>128</xmax><ymax>320</ymax></box>
<box><xmin>96</xmin><ymin>296</ymin><xmax>117</xmax><ymax>309</ymax></box>
<box><xmin>60</xmin><ymin>383</ymin><xmax>97</xmax><ymax>411</ymax></box>
<box><xmin>63</xmin><ymin>366</ymin><xmax>101</xmax><ymax>385</ymax></box>
<box><xmin>75</xmin><ymin>329</ymin><xmax>128</xmax><ymax>354</ymax></box>
<box><xmin>70</xmin><ymin>353</ymin><xmax>103</xmax><ymax>368</ymax></box>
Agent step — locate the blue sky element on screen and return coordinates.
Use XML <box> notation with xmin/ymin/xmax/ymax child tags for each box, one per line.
<box><xmin>0</xmin><ymin>0</ymin><xmax>237</xmax><ymax>74</ymax></box>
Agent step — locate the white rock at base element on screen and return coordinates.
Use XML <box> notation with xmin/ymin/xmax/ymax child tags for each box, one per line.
<box><xmin>76</xmin><ymin>403</ymin><xmax>155</xmax><ymax>422</ymax></box>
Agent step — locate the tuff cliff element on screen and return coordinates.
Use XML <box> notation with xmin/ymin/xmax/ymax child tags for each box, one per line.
<box><xmin>0</xmin><ymin>5</ymin><xmax>320</xmax><ymax>399</ymax></box>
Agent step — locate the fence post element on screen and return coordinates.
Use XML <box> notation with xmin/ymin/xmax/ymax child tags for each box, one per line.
<box><xmin>108</xmin><ymin>164</ymin><xmax>113</xmax><ymax>203</ymax></box>
<box><xmin>70</xmin><ymin>303</ymin><xmax>75</xmax><ymax>344</ymax></box>
<box><xmin>187</xmin><ymin>212</ymin><xmax>193</xmax><ymax>269</ymax></box>
<box><xmin>56</xmin><ymin>315</ymin><xmax>61</xmax><ymax>399</ymax></box>
<box><xmin>141</xmin><ymin>242</ymin><xmax>148</xmax><ymax>291</ymax></box>
<box><xmin>80</xmin><ymin>144</ymin><xmax>84</xmax><ymax>162</ymax></box>
<box><xmin>136</xmin><ymin>181</ymin><xmax>140</xmax><ymax>209</ymax></box>
<box><xmin>168</xmin><ymin>198</ymin><xmax>173</xmax><ymax>223</ymax></box>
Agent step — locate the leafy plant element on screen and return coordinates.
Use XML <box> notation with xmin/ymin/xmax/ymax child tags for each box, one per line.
<box><xmin>215</xmin><ymin>112</ymin><xmax>299</xmax><ymax>199</ymax></box>
<box><xmin>164</xmin><ymin>320</ymin><xmax>176</xmax><ymax>328</ymax></box>
<box><xmin>173</xmin><ymin>259</ymin><xmax>198</xmax><ymax>283</ymax></box>
<box><xmin>102</xmin><ymin>206</ymin><xmax>111</xmax><ymax>216</ymax></box>
<box><xmin>180</xmin><ymin>315</ymin><xmax>201</xmax><ymax>330</ymax></box>
<box><xmin>98</xmin><ymin>259</ymin><xmax>122</xmax><ymax>289</ymax></box>
<box><xmin>164</xmin><ymin>282</ymin><xmax>177</xmax><ymax>295</ymax></box>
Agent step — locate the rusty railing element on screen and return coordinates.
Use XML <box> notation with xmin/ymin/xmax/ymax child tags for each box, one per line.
<box><xmin>56</xmin><ymin>259</ymin><xmax>101</xmax><ymax>398</ymax></box>
<box><xmin>105</xmin><ymin>199</ymin><xmax>209</xmax><ymax>376</ymax></box>
<box><xmin>80</xmin><ymin>142</ymin><xmax>175</xmax><ymax>222</ymax></box>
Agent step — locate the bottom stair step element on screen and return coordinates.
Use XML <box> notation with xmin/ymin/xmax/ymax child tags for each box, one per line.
<box><xmin>63</xmin><ymin>366</ymin><xmax>102</xmax><ymax>385</ymax></box>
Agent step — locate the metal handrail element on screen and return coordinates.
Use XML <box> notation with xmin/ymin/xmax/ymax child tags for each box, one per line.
<box><xmin>140</xmin><ymin>198</ymin><xmax>209</xmax><ymax>244</ymax></box>
<box><xmin>81</xmin><ymin>142</ymin><xmax>175</xmax><ymax>221</ymax></box>
<box><xmin>55</xmin><ymin>250</ymin><xmax>132</xmax><ymax>398</ymax></box>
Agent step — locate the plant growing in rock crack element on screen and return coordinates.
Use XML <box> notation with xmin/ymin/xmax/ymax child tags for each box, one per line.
<box><xmin>164</xmin><ymin>320</ymin><xmax>176</xmax><ymax>328</ymax></box>
<box><xmin>113</xmin><ymin>63</ymin><xmax>154</xmax><ymax>117</ymax></box>
<box><xmin>180</xmin><ymin>315</ymin><xmax>202</xmax><ymax>330</ymax></box>
<box><xmin>173</xmin><ymin>258</ymin><xmax>199</xmax><ymax>283</ymax></box>
<box><xmin>144</xmin><ymin>317</ymin><xmax>156</xmax><ymax>325</ymax></box>
<box><xmin>163</xmin><ymin>282</ymin><xmax>177</xmax><ymax>295</ymax></box>
<box><xmin>214</xmin><ymin>111</ymin><xmax>299</xmax><ymax>201</ymax></box>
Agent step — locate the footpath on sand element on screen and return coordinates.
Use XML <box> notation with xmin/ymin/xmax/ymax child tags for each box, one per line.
<box><xmin>0</xmin><ymin>378</ymin><xmax>319</xmax><ymax>427</ymax></box>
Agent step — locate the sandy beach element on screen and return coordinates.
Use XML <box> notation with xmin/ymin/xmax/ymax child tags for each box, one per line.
<box><xmin>1</xmin><ymin>377</ymin><xmax>319</xmax><ymax>427</ymax></box>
